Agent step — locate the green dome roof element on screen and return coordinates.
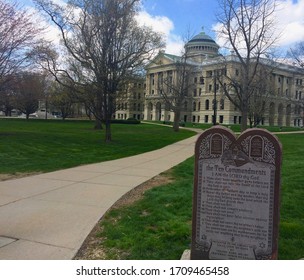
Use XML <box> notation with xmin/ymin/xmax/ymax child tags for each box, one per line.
<box><xmin>185</xmin><ymin>29</ymin><xmax>220</xmax><ymax>59</ymax></box>
<box><xmin>188</xmin><ymin>32</ymin><xmax>217</xmax><ymax>44</ymax></box>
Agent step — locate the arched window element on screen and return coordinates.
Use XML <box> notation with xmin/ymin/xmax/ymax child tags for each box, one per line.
<box><xmin>205</xmin><ymin>100</ymin><xmax>209</xmax><ymax>110</ymax></box>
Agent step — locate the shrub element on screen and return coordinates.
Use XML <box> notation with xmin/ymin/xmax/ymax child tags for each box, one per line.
<box><xmin>111</xmin><ymin>118</ymin><xmax>140</xmax><ymax>124</ymax></box>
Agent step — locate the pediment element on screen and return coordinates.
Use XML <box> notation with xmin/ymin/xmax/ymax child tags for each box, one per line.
<box><xmin>146</xmin><ymin>52</ymin><xmax>181</xmax><ymax>69</ymax></box>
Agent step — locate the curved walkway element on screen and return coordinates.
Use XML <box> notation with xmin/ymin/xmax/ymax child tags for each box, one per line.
<box><xmin>0</xmin><ymin>134</ymin><xmax>199</xmax><ymax>260</ymax></box>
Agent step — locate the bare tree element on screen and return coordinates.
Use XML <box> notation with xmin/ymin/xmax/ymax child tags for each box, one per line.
<box><xmin>49</xmin><ymin>81</ymin><xmax>76</xmax><ymax>120</ymax></box>
<box><xmin>13</xmin><ymin>72</ymin><xmax>45</xmax><ymax>119</ymax></box>
<box><xmin>288</xmin><ymin>43</ymin><xmax>304</xmax><ymax>126</ymax></box>
<box><xmin>288</xmin><ymin>42</ymin><xmax>304</xmax><ymax>68</ymax></box>
<box><xmin>0</xmin><ymin>0</ymin><xmax>43</xmax><ymax>94</ymax></box>
<box><xmin>0</xmin><ymin>87</ymin><xmax>15</xmax><ymax>116</ymax></box>
<box><xmin>33</xmin><ymin>0</ymin><xmax>164</xmax><ymax>142</ymax></box>
<box><xmin>157</xmin><ymin>51</ymin><xmax>195</xmax><ymax>132</ymax></box>
<box><xmin>247</xmin><ymin>66</ymin><xmax>271</xmax><ymax>127</ymax></box>
<box><xmin>215</xmin><ymin>0</ymin><xmax>280</xmax><ymax>131</ymax></box>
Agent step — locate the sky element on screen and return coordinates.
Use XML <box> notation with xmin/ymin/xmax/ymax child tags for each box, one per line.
<box><xmin>17</xmin><ymin>0</ymin><xmax>304</xmax><ymax>55</ymax></box>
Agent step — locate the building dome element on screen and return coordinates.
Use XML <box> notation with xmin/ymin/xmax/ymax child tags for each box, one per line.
<box><xmin>185</xmin><ymin>29</ymin><xmax>220</xmax><ymax>61</ymax></box>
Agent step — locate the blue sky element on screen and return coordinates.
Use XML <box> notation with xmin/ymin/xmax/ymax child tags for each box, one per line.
<box><xmin>18</xmin><ymin>0</ymin><xmax>304</xmax><ymax>55</ymax></box>
<box><xmin>142</xmin><ymin>0</ymin><xmax>219</xmax><ymax>36</ymax></box>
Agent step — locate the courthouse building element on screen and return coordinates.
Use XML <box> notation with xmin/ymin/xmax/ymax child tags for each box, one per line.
<box><xmin>4</xmin><ymin>31</ymin><xmax>302</xmax><ymax>126</ymax></box>
<box><xmin>116</xmin><ymin>30</ymin><xmax>304</xmax><ymax>127</ymax></box>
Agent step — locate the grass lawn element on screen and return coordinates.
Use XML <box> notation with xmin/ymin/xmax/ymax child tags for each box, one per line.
<box><xmin>96</xmin><ymin>133</ymin><xmax>304</xmax><ymax>260</ymax></box>
<box><xmin>0</xmin><ymin>118</ymin><xmax>196</xmax><ymax>175</ymax></box>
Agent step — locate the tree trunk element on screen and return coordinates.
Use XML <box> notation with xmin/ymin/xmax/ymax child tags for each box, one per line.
<box><xmin>105</xmin><ymin>118</ymin><xmax>112</xmax><ymax>142</ymax></box>
<box><xmin>249</xmin><ymin>117</ymin><xmax>253</xmax><ymax>128</ymax></box>
<box><xmin>241</xmin><ymin>108</ymin><xmax>248</xmax><ymax>132</ymax></box>
<box><xmin>94</xmin><ymin>119</ymin><xmax>103</xmax><ymax>130</ymax></box>
<box><xmin>173</xmin><ymin>110</ymin><xmax>181</xmax><ymax>132</ymax></box>
<box><xmin>241</xmin><ymin>89</ymin><xmax>248</xmax><ymax>132</ymax></box>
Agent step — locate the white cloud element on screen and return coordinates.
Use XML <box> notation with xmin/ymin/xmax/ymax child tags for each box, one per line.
<box><xmin>135</xmin><ymin>10</ymin><xmax>184</xmax><ymax>55</ymax></box>
<box><xmin>276</xmin><ymin>0</ymin><xmax>304</xmax><ymax>46</ymax></box>
<box><xmin>28</xmin><ymin>2</ymin><xmax>185</xmax><ymax>56</ymax></box>
<box><xmin>213</xmin><ymin>0</ymin><xmax>304</xmax><ymax>52</ymax></box>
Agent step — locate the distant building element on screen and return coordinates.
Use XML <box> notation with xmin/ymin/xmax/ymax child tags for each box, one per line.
<box><xmin>114</xmin><ymin>77</ymin><xmax>146</xmax><ymax>121</ymax></box>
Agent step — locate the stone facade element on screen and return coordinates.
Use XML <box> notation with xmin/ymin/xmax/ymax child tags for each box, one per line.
<box><xmin>114</xmin><ymin>78</ymin><xmax>146</xmax><ymax>121</ymax></box>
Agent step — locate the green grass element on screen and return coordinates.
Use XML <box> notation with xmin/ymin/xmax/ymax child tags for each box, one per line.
<box><xmin>277</xmin><ymin>134</ymin><xmax>304</xmax><ymax>259</ymax></box>
<box><xmin>0</xmin><ymin>118</ymin><xmax>195</xmax><ymax>174</ymax></box>
<box><xmin>99</xmin><ymin>158</ymin><xmax>194</xmax><ymax>260</ymax></box>
<box><xmin>98</xmin><ymin>133</ymin><xmax>304</xmax><ymax>260</ymax></box>
<box><xmin>146</xmin><ymin>120</ymin><xmax>304</xmax><ymax>133</ymax></box>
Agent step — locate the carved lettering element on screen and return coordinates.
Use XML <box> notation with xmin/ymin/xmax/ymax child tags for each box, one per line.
<box><xmin>191</xmin><ymin>127</ymin><xmax>282</xmax><ymax>260</ymax></box>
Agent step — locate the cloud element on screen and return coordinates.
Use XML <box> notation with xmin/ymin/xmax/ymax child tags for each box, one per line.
<box><xmin>213</xmin><ymin>0</ymin><xmax>304</xmax><ymax>52</ymax></box>
<box><xmin>26</xmin><ymin>6</ymin><xmax>62</xmax><ymax>45</ymax></box>
<box><xmin>276</xmin><ymin>0</ymin><xmax>304</xmax><ymax>46</ymax></box>
<box><xmin>135</xmin><ymin>10</ymin><xmax>184</xmax><ymax>55</ymax></box>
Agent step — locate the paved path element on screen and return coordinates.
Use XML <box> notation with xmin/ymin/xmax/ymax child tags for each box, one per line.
<box><xmin>0</xmin><ymin>134</ymin><xmax>199</xmax><ymax>260</ymax></box>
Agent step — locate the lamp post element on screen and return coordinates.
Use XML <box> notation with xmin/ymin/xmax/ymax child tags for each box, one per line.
<box><xmin>213</xmin><ymin>72</ymin><xmax>217</xmax><ymax>125</ymax></box>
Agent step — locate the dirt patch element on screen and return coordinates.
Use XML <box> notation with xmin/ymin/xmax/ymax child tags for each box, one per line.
<box><xmin>0</xmin><ymin>172</ymin><xmax>42</xmax><ymax>181</ymax></box>
<box><xmin>74</xmin><ymin>172</ymin><xmax>174</xmax><ymax>260</ymax></box>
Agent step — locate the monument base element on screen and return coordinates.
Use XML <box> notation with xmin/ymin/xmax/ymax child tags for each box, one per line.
<box><xmin>180</xmin><ymin>249</ymin><xmax>191</xmax><ymax>260</ymax></box>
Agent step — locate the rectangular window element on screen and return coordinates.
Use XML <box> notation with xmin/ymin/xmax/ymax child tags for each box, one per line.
<box><xmin>220</xmin><ymin>99</ymin><xmax>224</xmax><ymax>110</ymax></box>
<box><xmin>150</xmin><ymin>74</ymin><xmax>155</xmax><ymax>85</ymax></box>
<box><xmin>205</xmin><ymin>115</ymin><xmax>209</xmax><ymax>123</ymax></box>
<box><xmin>219</xmin><ymin>115</ymin><xmax>224</xmax><ymax>124</ymax></box>
<box><xmin>234</xmin><ymin>116</ymin><xmax>237</xmax><ymax>124</ymax></box>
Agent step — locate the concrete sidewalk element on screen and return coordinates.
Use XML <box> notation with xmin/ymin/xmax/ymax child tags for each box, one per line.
<box><xmin>0</xmin><ymin>134</ymin><xmax>198</xmax><ymax>260</ymax></box>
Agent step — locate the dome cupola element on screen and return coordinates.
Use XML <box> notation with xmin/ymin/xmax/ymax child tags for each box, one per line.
<box><xmin>185</xmin><ymin>28</ymin><xmax>220</xmax><ymax>61</ymax></box>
